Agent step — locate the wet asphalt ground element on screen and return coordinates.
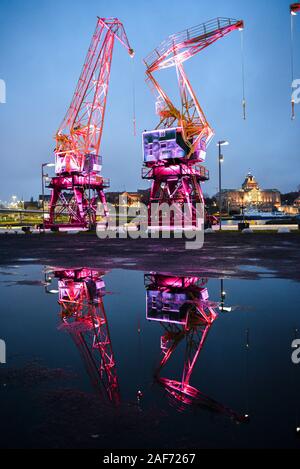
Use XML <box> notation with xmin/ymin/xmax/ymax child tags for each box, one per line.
<box><xmin>0</xmin><ymin>231</ymin><xmax>299</xmax><ymax>281</ymax></box>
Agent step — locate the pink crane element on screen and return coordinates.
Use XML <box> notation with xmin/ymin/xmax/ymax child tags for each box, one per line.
<box><xmin>45</xmin><ymin>19</ymin><xmax>133</xmax><ymax>231</ymax></box>
<box><xmin>142</xmin><ymin>18</ymin><xmax>244</xmax><ymax>228</ymax></box>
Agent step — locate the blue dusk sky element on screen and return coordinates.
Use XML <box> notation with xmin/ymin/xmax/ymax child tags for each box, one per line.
<box><xmin>0</xmin><ymin>0</ymin><xmax>299</xmax><ymax>201</ymax></box>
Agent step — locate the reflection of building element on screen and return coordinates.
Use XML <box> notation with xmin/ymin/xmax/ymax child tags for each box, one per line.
<box><xmin>216</xmin><ymin>173</ymin><xmax>281</xmax><ymax>212</ymax></box>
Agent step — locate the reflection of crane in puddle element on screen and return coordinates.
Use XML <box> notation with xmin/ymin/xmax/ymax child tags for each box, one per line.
<box><xmin>145</xmin><ymin>273</ymin><xmax>246</xmax><ymax>421</ymax></box>
<box><xmin>45</xmin><ymin>267</ymin><xmax>120</xmax><ymax>405</ymax></box>
<box><xmin>43</xmin><ymin>267</ymin><xmax>246</xmax><ymax>421</ymax></box>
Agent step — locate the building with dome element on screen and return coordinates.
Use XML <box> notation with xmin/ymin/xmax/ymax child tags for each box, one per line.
<box><xmin>216</xmin><ymin>173</ymin><xmax>281</xmax><ymax>213</ymax></box>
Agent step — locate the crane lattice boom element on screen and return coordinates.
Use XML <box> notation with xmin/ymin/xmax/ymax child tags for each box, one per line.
<box><xmin>144</xmin><ymin>17</ymin><xmax>244</xmax><ymax>157</ymax></box>
<box><xmin>45</xmin><ymin>18</ymin><xmax>133</xmax><ymax>230</ymax></box>
<box><xmin>145</xmin><ymin>17</ymin><xmax>243</xmax><ymax>72</ymax></box>
<box><xmin>56</xmin><ymin>18</ymin><xmax>133</xmax><ymax>161</ymax></box>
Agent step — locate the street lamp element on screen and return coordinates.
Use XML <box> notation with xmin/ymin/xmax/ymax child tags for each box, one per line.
<box><xmin>41</xmin><ymin>163</ymin><xmax>55</xmax><ymax>229</ymax></box>
<box><xmin>219</xmin><ymin>279</ymin><xmax>232</xmax><ymax>313</ymax></box>
<box><xmin>217</xmin><ymin>140</ymin><xmax>229</xmax><ymax>231</ymax></box>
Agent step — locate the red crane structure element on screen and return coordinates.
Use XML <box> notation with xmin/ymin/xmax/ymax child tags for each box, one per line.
<box><xmin>45</xmin><ymin>267</ymin><xmax>120</xmax><ymax>404</ymax></box>
<box><xmin>145</xmin><ymin>273</ymin><xmax>245</xmax><ymax>420</ymax></box>
<box><xmin>44</xmin><ymin>18</ymin><xmax>133</xmax><ymax>230</ymax></box>
<box><xmin>142</xmin><ymin>18</ymin><xmax>244</xmax><ymax>228</ymax></box>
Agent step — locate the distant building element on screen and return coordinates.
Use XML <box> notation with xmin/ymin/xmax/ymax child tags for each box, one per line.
<box><xmin>280</xmin><ymin>194</ymin><xmax>300</xmax><ymax>215</ymax></box>
<box><xmin>216</xmin><ymin>173</ymin><xmax>281</xmax><ymax>212</ymax></box>
<box><xmin>38</xmin><ymin>194</ymin><xmax>51</xmax><ymax>211</ymax></box>
<box><xmin>294</xmin><ymin>195</ymin><xmax>300</xmax><ymax>208</ymax></box>
<box><xmin>137</xmin><ymin>188</ymin><xmax>151</xmax><ymax>205</ymax></box>
<box><xmin>24</xmin><ymin>200</ymin><xmax>39</xmax><ymax>210</ymax></box>
<box><xmin>106</xmin><ymin>189</ymin><xmax>150</xmax><ymax>207</ymax></box>
<box><xmin>279</xmin><ymin>204</ymin><xmax>299</xmax><ymax>215</ymax></box>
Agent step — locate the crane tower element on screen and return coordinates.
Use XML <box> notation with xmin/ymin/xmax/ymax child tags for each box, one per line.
<box><xmin>142</xmin><ymin>18</ymin><xmax>244</xmax><ymax>228</ymax></box>
<box><xmin>44</xmin><ymin>18</ymin><xmax>133</xmax><ymax>230</ymax></box>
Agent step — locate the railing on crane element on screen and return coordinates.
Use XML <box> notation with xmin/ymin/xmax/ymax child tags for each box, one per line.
<box><xmin>144</xmin><ymin>17</ymin><xmax>244</xmax><ymax>72</ymax></box>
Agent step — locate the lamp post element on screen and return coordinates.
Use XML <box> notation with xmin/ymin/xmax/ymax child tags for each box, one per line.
<box><xmin>217</xmin><ymin>140</ymin><xmax>229</xmax><ymax>231</ymax></box>
<box><xmin>219</xmin><ymin>279</ymin><xmax>232</xmax><ymax>313</ymax></box>
<box><xmin>41</xmin><ymin>163</ymin><xmax>55</xmax><ymax>230</ymax></box>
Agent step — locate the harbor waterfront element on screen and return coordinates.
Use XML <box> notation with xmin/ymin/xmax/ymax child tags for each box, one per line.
<box><xmin>1</xmin><ymin>0</ymin><xmax>300</xmax><ymax>454</ymax></box>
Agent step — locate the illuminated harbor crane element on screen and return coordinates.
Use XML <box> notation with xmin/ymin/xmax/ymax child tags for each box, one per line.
<box><xmin>45</xmin><ymin>18</ymin><xmax>133</xmax><ymax>230</ymax></box>
<box><xmin>145</xmin><ymin>273</ymin><xmax>245</xmax><ymax>420</ymax></box>
<box><xmin>142</xmin><ymin>18</ymin><xmax>244</xmax><ymax>227</ymax></box>
<box><xmin>291</xmin><ymin>4</ymin><xmax>300</xmax><ymax>119</ymax></box>
<box><xmin>45</xmin><ymin>267</ymin><xmax>120</xmax><ymax>404</ymax></box>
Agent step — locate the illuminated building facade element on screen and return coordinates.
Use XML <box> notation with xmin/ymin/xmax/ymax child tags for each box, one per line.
<box><xmin>216</xmin><ymin>173</ymin><xmax>281</xmax><ymax>212</ymax></box>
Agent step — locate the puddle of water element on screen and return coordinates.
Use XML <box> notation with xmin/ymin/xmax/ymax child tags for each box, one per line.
<box><xmin>16</xmin><ymin>258</ymin><xmax>39</xmax><ymax>262</ymax></box>
<box><xmin>238</xmin><ymin>265</ymin><xmax>276</xmax><ymax>274</ymax></box>
<box><xmin>0</xmin><ymin>265</ymin><xmax>299</xmax><ymax>449</ymax></box>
